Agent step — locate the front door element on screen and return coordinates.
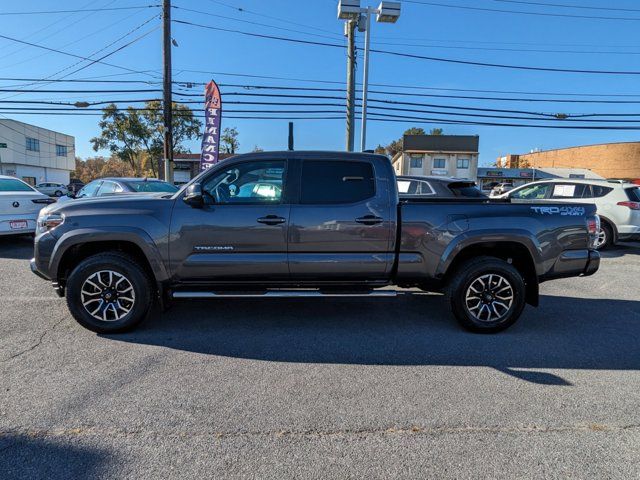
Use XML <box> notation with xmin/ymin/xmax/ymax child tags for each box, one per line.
<box><xmin>288</xmin><ymin>158</ymin><xmax>394</xmax><ymax>281</ymax></box>
<box><xmin>170</xmin><ymin>159</ymin><xmax>290</xmax><ymax>283</ymax></box>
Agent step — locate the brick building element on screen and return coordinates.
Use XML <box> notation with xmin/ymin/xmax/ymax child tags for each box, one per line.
<box><xmin>497</xmin><ymin>141</ymin><xmax>640</xmax><ymax>181</ymax></box>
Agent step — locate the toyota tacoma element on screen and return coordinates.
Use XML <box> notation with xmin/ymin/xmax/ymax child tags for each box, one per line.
<box><xmin>31</xmin><ymin>151</ymin><xmax>600</xmax><ymax>333</ymax></box>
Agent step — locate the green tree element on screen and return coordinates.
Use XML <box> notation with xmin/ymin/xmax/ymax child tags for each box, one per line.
<box><xmin>375</xmin><ymin>127</ymin><xmax>426</xmax><ymax>157</ymax></box>
<box><xmin>90</xmin><ymin>101</ymin><xmax>202</xmax><ymax>177</ymax></box>
<box><xmin>221</xmin><ymin>127</ymin><xmax>240</xmax><ymax>154</ymax></box>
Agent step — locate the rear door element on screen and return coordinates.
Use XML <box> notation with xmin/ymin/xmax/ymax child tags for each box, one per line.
<box><xmin>288</xmin><ymin>158</ymin><xmax>394</xmax><ymax>281</ymax></box>
<box><xmin>169</xmin><ymin>158</ymin><xmax>291</xmax><ymax>282</ymax></box>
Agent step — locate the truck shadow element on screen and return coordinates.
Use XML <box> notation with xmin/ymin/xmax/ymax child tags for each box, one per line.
<box><xmin>0</xmin><ymin>235</ymin><xmax>33</xmax><ymax>260</ymax></box>
<box><xmin>0</xmin><ymin>434</ymin><xmax>110</xmax><ymax>479</ymax></box>
<box><xmin>107</xmin><ymin>293</ymin><xmax>640</xmax><ymax>385</ymax></box>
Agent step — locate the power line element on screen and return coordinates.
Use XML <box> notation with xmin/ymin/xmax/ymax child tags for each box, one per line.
<box><xmin>0</xmin><ymin>28</ymin><xmax>159</xmax><ymax>78</ymax></box>
<box><xmin>0</xmin><ymin>5</ymin><xmax>160</xmax><ymax>15</ymax></box>
<box><xmin>172</xmin><ymin>5</ymin><xmax>344</xmax><ymax>42</ymax></box>
<box><xmin>495</xmin><ymin>0</ymin><xmax>640</xmax><ymax>13</ymax></box>
<box><xmin>402</xmin><ymin>0</ymin><xmax>640</xmax><ymax>21</ymax></box>
<box><xmin>173</xmin><ymin>19</ymin><xmax>640</xmax><ymax>75</ymax></box>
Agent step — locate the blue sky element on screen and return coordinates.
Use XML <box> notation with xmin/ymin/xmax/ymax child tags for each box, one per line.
<box><xmin>2</xmin><ymin>0</ymin><xmax>640</xmax><ymax>166</ymax></box>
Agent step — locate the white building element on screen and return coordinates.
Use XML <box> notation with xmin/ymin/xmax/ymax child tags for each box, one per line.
<box><xmin>0</xmin><ymin>119</ymin><xmax>75</xmax><ymax>186</ymax></box>
<box><xmin>391</xmin><ymin>134</ymin><xmax>479</xmax><ymax>180</ymax></box>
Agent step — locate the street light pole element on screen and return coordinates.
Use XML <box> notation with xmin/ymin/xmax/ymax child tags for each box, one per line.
<box><xmin>162</xmin><ymin>0</ymin><xmax>173</xmax><ymax>183</ymax></box>
<box><xmin>338</xmin><ymin>2</ymin><xmax>400</xmax><ymax>152</ymax></box>
<box><xmin>360</xmin><ymin>8</ymin><xmax>372</xmax><ymax>152</ymax></box>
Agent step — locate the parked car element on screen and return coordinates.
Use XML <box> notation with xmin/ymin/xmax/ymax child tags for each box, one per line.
<box><xmin>67</xmin><ymin>179</ymin><xmax>85</xmax><ymax>195</ymax></box>
<box><xmin>498</xmin><ymin>179</ymin><xmax>640</xmax><ymax>249</ymax></box>
<box><xmin>36</xmin><ymin>182</ymin><xmax>67</xmax><ymax>197</ymax></box>
<box><xmin>490</xmin><ymin>182</ymin><xmax>514</xmax><ymax>197</ymax></box>
<box><xmin>60</xmin><ymin>177</ymin><xmax>179</xmax><ymax>202</ymax></box>
<box><xmin>397</xmin><ymin>176</ymin><xmax>487</xmax><ymax>198</ymax></box>
<box><xmin>0</xmin><ymin>175</ymin><xmax>55</xmax><ymax>236</ymax></box>
<box><xmin>32</xmin><ymin>151</ymin><xmax>600</xmax><ymax>335</ymax></box>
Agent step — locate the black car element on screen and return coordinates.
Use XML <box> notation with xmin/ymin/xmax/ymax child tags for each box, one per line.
<box><xmin>397</xmin><ymin>175</ymin><xmax>486</xmax><ymax>198</ymax></box>
<box><xmin>66</xmin><ymin>177</ymin><xmax>178</xmax><ymax>200</ymax></box>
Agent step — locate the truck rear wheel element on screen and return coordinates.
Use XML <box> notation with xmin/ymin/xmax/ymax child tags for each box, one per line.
<box><xmin>66</xmin><ymin>252</ymin><xmax>153</xmax><ymax>333</ymax></box>
<box><xmin>445</xmin><ymin>256</ymin><xmax>526</xmax><ymax>333</ymax></box>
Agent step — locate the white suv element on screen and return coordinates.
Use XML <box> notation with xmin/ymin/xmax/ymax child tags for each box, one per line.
<box><xmin>501</xmin><ymin>179</ymin><xmax>640</xmax><ymax>249</ymax></box>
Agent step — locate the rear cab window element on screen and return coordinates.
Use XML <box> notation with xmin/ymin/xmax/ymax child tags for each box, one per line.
<box><xmin>300</xmin><ymin>160</ymin><xmax>375</xmax><ymax>204</ymax></box>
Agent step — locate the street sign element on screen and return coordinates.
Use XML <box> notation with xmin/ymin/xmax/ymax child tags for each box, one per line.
<box><xmin>0</xmin><ymin>143</ymin><xmax>7</xmax><ymax>148</ymax></box>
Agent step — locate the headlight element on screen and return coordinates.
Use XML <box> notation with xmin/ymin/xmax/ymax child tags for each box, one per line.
<box><xmin>37</xmin><ymin>212</ymin><xmax>65</xmax><ymax>233</ymax></box>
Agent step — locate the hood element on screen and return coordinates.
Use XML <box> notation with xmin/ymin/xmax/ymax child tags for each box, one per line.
<box><xmin>42</xmin><ymin>191</ymin><xmax>174</xmax><ymax>216</ymax></box>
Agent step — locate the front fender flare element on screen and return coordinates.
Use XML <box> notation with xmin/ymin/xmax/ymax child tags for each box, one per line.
<box><xmin>49</xmin><ymin>227</ymin><xmax>169</xmax><ymax>282</ymax></box>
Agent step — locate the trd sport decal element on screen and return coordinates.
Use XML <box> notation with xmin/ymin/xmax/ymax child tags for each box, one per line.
<box><xmin>530</xmin><ymin>206</ymin><xmax>586</xmax><ymax>216</ymax></box>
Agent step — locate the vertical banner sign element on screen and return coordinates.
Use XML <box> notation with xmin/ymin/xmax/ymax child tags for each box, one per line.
<box><xmin>200</xmin><ymin>80</ymin><xmax>222</xmax><ymax>171</ymax></box>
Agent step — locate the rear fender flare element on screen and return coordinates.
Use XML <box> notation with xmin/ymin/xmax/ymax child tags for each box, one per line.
<box><xmin>436</xmin><ymin>230</ymin><xmax>544</xmax><ymax>278</ymax></box>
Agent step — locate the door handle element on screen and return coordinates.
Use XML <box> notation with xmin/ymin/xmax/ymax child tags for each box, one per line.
<box><xmin>257</xmin><ymin>215</ymin><xmax>286</xmax><ymax>225</ymax></box>
<box><xmin>355</xmin><ymin>215</ymin><xmax>383</xmax><ymax>225</ymax></box>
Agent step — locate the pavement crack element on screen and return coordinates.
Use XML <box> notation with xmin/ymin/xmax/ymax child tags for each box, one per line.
<box><xmin>2</xmin><ymin>423</ymin><xmax>639</xmax><ymax>441</ymax></box>
<box><xmin>1</xmin><ymin>317</ymin><xmax>66</xmax><ymax>363</ymax></box>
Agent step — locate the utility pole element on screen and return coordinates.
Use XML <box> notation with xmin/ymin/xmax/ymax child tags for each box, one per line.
<box><xmin>288</xmin><ymin>122</ymin><xmax>294</xmax><ymax>151</ymax></box>
<box><xmin>345</xmin><ymin>20</ymin><xmax>356</xmax><ymax>152</ymax></box>
<box><xmin>359</xmin><ymin>8</ymin><xmax>371</xmax><ymax>152</ymax></box>
<box><xmin>162</xmin><ymin>0</ymin><xmax>173</xmax><ymax>183</ymax></box>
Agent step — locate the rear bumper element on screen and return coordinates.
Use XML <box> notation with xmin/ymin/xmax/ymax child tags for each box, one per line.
<box><xmin>0</xmin><ymin>213</ymin><xmax>37</xmax><ymax>236</ymax></box>
<box><xmin>541</xmin><ymin>249</ymin><xmax>600</xmax><ymax>281</ymax></box>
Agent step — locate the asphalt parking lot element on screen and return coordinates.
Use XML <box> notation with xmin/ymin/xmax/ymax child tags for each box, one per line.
<box><xmin>1</xmin><ymin>235</ymin><xmax>639</xmax><ymax>479</ymax></box>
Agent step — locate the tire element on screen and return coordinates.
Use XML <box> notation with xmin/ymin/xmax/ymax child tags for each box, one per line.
<box><xmin>66</xmin><ymin>252</ymin><xmax>153</xmax><ymax>333</ymax></box>
<box><xmin>445</xmin><ymin>256</ymin><xmax>526</xmax><ymax>333</ymax></box>
<box><xmin>594</xmin><ymin>222</ymin><xmax>613</xmax><ymax>250</ymax></box>
<box><xmin>54</xmin><ymin>190</ymin><xmax>63</xmax><ymax>197</ymax></box>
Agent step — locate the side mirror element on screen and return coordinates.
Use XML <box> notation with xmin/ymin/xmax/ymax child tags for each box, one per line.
<box><xmin>66</xmin><ymin>191</ymin><xmax>76</xmax><ymax>199</ymax></box>
<box><xmin>183</xmin><ymin>183</ymin><xmax>205</xmax><ymax>208</ymax></box>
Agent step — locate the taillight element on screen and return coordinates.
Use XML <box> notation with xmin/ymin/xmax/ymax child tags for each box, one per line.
<box><xmin>617</xmin><ymin>201</ymin><xmax>640</xmax><ymax>210</ymax></box>
<box><xmin>587</xmin><ymin>215</ymin><xmax>600</xmax><ymax>235</ymax></box>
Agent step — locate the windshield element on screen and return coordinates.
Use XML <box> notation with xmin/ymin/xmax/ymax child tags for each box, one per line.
<box><xmin>0</xmin><ymin>178</ymin><xmax>35</xmax><ymax>192</ymax></box>
<box><xmin>122</xmin><ymin>180</ymin><xmax>179</xmax><ymax>193</ymax></box>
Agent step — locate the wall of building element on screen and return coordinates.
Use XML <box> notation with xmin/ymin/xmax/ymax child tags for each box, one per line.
<box><xmin>0</xmin><ymin>119</ymin><xmax>75</xmax><ymax>185</ymax></box>
<box><xmin>502</xmin><ymin>142</ymin><xmax>640</xmax><ymax>179</ymax></box>
<box><xmin>394</xmin><ymin>152</ymin><xmax>479</xmax><ymax>180</ymax></box>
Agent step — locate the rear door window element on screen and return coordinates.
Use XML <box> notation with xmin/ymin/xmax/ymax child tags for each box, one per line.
<box><xmin>300</xmin><ymin>160</ymin><xmax>375</xmax><ymax>204</ymax></box>
<box><xmin>398</xmin><ymin>179</ymin><xmax>435</xmax><ymax>196</ymax></box>
<box><xmin>510</xmin><ymin>183</ymin><xmax>552</xmax><ymax>200</ymax></box>
<box><xmin>550</xmin><ymin>183</ymin><xmax>587</xmax><ymax>199</ymax></box>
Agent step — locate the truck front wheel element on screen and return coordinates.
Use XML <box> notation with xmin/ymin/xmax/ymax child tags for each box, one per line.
<box><xmin>66</xmin><ymin>252</ymin><xmax>153</xmax><ymax>333</ymax></box>
<box><xmin>445</xmin><ymin>256</ymin><xmax>526</xmax><ymax>333</ymax></box>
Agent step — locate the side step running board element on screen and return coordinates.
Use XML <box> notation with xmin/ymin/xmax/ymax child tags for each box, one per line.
<box><xmin>172</xmin><ymin>290</ymin><xmax>397</xmax><ymax>299</ymax></box>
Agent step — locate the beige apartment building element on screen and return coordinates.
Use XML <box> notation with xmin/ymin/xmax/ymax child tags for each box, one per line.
<box><xmin>391</xmin><ymin>134</ymin><xmax>479</xmax><ymax>180</ymax></box>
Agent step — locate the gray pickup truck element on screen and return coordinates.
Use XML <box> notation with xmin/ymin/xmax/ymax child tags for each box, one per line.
<box><xmin>31</xmin><ymin>151</ymin><xmax>600</xmax><ymax>334</ymax></box>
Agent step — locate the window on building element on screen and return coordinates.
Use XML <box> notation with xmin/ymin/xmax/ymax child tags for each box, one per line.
<box><xmin>457</xmin><ymin>157</ymin><xmax>470</xmax><ymax>169</ymax></box>
<box><xmin>409</xmin><ymin>154</ymin><xmax>423</xmax><ymax>169</ymax></box>
<box><xmin>26</xmin><ymin>137</ymin><xmax>40</xmax><ymax>152</ymax></box>
<box><xmin>300</xmin><ymin>160</ymin><xmax>375</xmax><ymax>204</ymax></box>
<box><xmin>433</xmin><ymin>158</ymin><xmax>446</xmax><ymax>169</ymax></box>
<box><xmin>56</xmin><ymin>144</ymin><xmax>68</xmax><ymax>156</ymax></box>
